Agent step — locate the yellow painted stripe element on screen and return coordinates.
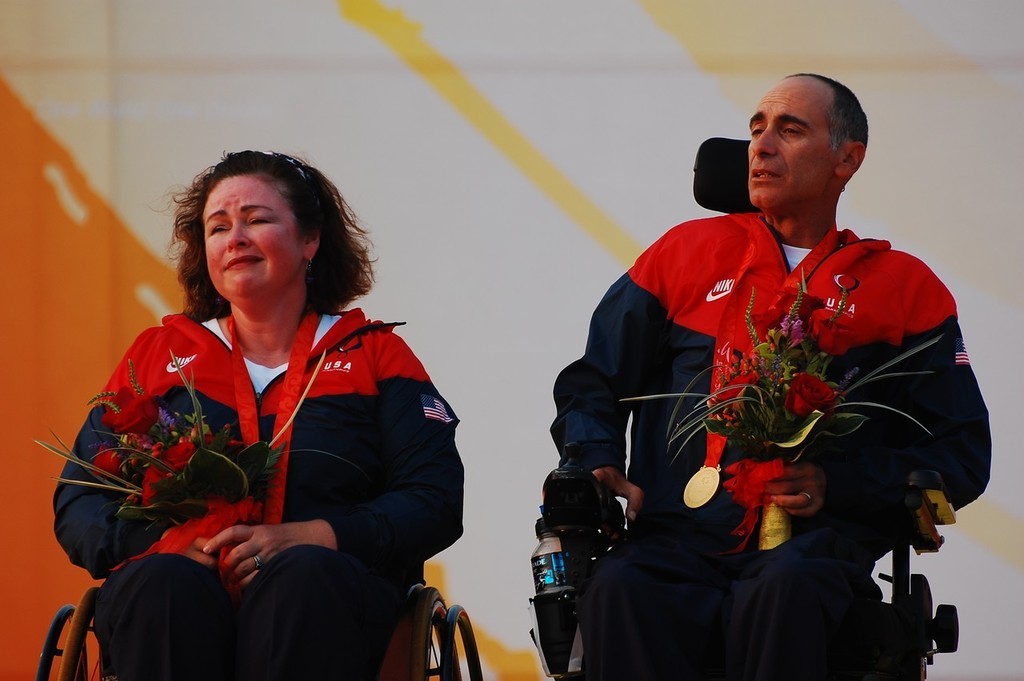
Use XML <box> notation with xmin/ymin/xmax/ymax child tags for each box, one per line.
<box><xmin>337</xmin><ymin>0</ymin><xmax>643</xmax><ymax>268</ymax></box>
<box><xmin>953</xmin><ymin>498</ymin><xmax>1024</xmax><ymax>573</ymax></box>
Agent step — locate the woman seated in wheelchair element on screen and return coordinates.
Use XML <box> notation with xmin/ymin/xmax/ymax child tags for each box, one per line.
<box><xmin>53</xmin><ymin>151</ymin><xmax>464</xmax><ymax>681</ymax></box>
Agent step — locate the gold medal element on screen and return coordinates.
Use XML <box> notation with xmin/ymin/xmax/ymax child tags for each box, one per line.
<box><xmin>683</xmin><ymin>466</ymin><xmax>721</xmax><ymax>508</ymax></box>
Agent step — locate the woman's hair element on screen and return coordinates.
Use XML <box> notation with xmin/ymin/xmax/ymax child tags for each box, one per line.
<box><xmin>170</xmin><ymin>150</ymin><xmax>375</xmax><ymax>320</ymax></box>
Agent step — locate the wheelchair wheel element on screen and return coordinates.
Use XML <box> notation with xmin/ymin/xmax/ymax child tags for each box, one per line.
<box><xmin>57</xmin><ymin>587</ymin><xmax>97</xmax><ymax>681</ymax></box>
<box><xmin>378</xmin><ymin>584</ymin><xmax>443</xmax><ymax>681</ymax></box>
<box><xmin>36</xmin><ymin>587</ymin><xmax>98</xmax><ymax>681</ymax></box>
<box><xmin>36</xmin><ymin>604</ymin><xmax>75</xmax><ymax>681</ymax></box>
<box><xmin>444</xmin><ymin>604</ymin><xmax>483</xmax><ymax>681</ymax></box>
<box><xmin>408</xmin><ymin>586</ymin><xmax>447</xmax><ymax>680</ymax></box>
<box><xmin>377</xmin><ymin>584</ymin><xmax>483</xmax><ymax>681</ymax></box>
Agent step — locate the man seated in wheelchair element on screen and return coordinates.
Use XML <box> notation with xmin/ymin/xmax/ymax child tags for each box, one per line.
<box><xmin>548</xmin><ymin>74</ymin><xmax>991</xmax><ymax>681</ymax></box>
<box><xmin>52</xmin><ymin>151</ymin><xmax>464</xmax><ymax>681</ymax></box>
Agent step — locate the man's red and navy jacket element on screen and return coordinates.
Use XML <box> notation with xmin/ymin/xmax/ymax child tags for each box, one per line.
<box><xmin>55</xmin><ymin>309</ymin><xmax>464</xmax><ymax>586</ymax></box>
<box><xmin>552</xmin><ymin>214</ymin><xmax>990</xmax><ymax>558</ymax></box>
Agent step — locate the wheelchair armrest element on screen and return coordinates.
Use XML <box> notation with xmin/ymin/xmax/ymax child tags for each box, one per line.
<box><xmin>905</xmin><ymin>470</ymin><xmax>956</xmax><ymax>554</ymax></box>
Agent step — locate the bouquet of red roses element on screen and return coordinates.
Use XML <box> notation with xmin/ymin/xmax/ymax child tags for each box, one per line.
<box><xmin>631</xmin><ymin>283</ymin><xmax>938</xmax><ymax>550</ymax></box>
<box><xmin>38</xmin><ymin>358</ymin><xmax>279</xmax><ymax>602</ymax></box>
<box><xmin>700</xmin><ymin>286</ymin><xmax>867</xmax><ymax>462</ymax></box>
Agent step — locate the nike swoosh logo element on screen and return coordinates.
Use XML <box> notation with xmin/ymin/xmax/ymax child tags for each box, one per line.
<box><xmin>704</xmin><ymin>278</ymin><xmax>737</xmax><ymax>301</ymax></box>
<box><xmin>166</xmin><ymin>354</ymin><xmax>198</xmax><ymax>373</ymax></box>
<box><xmin>706</xmin><ymin>279</ymin><xmax>735</xmax><ymax>302</ymax></box>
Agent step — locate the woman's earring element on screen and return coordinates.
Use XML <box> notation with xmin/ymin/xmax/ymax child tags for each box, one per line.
<box><xmin>305</xmin><ymin>259</ymin><xmax>314</xmax><ymax>285</ymax></box>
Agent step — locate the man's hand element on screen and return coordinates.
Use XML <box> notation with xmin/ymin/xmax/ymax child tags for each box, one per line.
<box><xmin>591</xmin><ymin>466</ymin><xmax>644</xmax><ymax>523</ymax></box>
<box><xmin>764</xmin><ymin>461</ymin><xmax>826</xmax><ymax>517</ymax></box>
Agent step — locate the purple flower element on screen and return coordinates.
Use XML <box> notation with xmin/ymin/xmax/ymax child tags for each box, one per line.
<box><xmin>158</xmin><ymin>406</ymin><xmax>176</xmax><ymax>428</ymax></box>
<box><xmin>788</xmin><ymin>317</ymin><xmax>805</xmax><ymax>345</ymax></box>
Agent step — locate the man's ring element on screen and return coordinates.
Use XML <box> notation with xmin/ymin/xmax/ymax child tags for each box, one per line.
<box><xmin>253</xmin><ymin>554</ymin><xmax>265</xmax><ymax>570</ymax></box>
<box><xmin>800</xmin><ymin>492</ymin><xmax>813</xmax><ymax>504</ymax></box>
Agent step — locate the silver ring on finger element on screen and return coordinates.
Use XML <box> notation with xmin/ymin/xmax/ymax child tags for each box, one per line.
<box><xmin>252</xmin><ymin>554</ymin><xmax>265</xmax><ymax>570</ymax></box>
<box><xmin>800</xmin><ymin>491</ymin><xmax>813</xmax><ymax>504</ymax></box>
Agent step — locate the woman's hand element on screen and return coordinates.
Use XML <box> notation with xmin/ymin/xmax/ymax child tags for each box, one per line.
<box><xmin>202</xmin><ymin>519</ymin><xmax>338</xmax><ymax>588</ymax></box>
<box><xmin>165</xmin><ymin>529</ymin><xmax>219</xmax><ymax>570</ymax></box>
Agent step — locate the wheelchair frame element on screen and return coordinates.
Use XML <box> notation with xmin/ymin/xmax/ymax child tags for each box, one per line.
<box><xmin>529</xmin><ymin>465</ymin><xmax>960</xmax><ymax>681</ymax></box>
<box><xmin>37</xmin><ymin>582</ymin><xmax>483</xmax><ymax>681</ymax></box>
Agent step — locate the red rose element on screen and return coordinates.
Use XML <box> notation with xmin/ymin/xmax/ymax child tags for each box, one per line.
<box><xmin>92</xmin><ymin>448</ymin><xmax>123</xmax><ymax>478</ymax></box>
<box><xmin>784</xmin><ymin>373</ymin><xmax>837</xmax><ymax>418</ymax></box>
<box><xmin>140</xmin><ymin>465</ymin><xmax>167</xmax><ymax>505</ymax></box>
<box><xmin>101</xmin><ymin>387</ymin><xmax>160</xmax><ymax>434</ymax></box>
<box><xmin>807</xmin><ymin>313</ymin><xmax>854</xmax><ymax>356</ymax></box>
<box><xmin>711</xmin><ymin>371</ymin><xmax>760</xmax><ymax>409</ymax></box>
<box><xmin>163</xmin><ymin>441</ymin><xmax>196</xmax><ymax>470</ymax></box>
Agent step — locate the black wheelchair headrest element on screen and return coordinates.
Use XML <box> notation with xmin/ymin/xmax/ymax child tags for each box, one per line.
<box><xmin>693</xmin><ymin>137</ymin><xmax>758</xmax><ymax>214</ymax></box>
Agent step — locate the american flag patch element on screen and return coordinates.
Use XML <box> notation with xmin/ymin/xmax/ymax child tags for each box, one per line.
<box><xmin>954</xmin><ymin>337</ymin><xmax>971</xmax><ymax>366</ymax></box>
<box><xmin>421</xmin><ymin>394</ymin><xmax>453</xmax><ymax>423</ymax></box>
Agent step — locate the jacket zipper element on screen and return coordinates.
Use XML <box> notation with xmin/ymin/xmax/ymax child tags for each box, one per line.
<box><xmin>757</xmin><ymin>218</ymin><xmax>877</xmax><ymax>283</ymax></box>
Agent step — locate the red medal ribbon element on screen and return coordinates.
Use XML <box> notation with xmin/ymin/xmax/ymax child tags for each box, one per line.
<box><xmin>705</xmin><ymin>227</ymin><xmax>843</xmax><ymax>467</ymax></box>
<box><xmin>704</xmin><ymin>238</ymin><xmax>760</xmax><ymax>470</ymax></box>
<box><xmin>710</xmin><ymin>227</ymin><xmax>843</xmax><ymax>551</ymax></box>
<box><xmin>229</xmin><ymin>310</ymin><xmax>320</xmax><ymax>525</ymax></box>
<box><xmin>113</xmin><ymin>312</ymin><xmax>321</xmax><ymax>606</ymax></box>
<box><xmin>721</xmin><ymin>458</ymin><xmax>784</xmax><ymax>553</ymax></box>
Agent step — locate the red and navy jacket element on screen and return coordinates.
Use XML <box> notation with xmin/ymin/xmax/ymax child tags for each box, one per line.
<box><xmin>55</xmin><ymin>309</ymin><xmax>464</xmax><ymax>585</ymax></box>
<box><xmin>552</xmin><ymin>214</ymin><xmax>990</xmax><ymax>558</ymax></box>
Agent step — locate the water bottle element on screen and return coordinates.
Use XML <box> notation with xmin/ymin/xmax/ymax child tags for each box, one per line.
<box><xmin>530</xmin><ymin>515</ymin><xmax>582</xmax><ymax>677</ymax></box>
<box><xmin>532</xmin><ymin>517</ymin><xmax>568</xmax><ymax>594</ymax></box>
